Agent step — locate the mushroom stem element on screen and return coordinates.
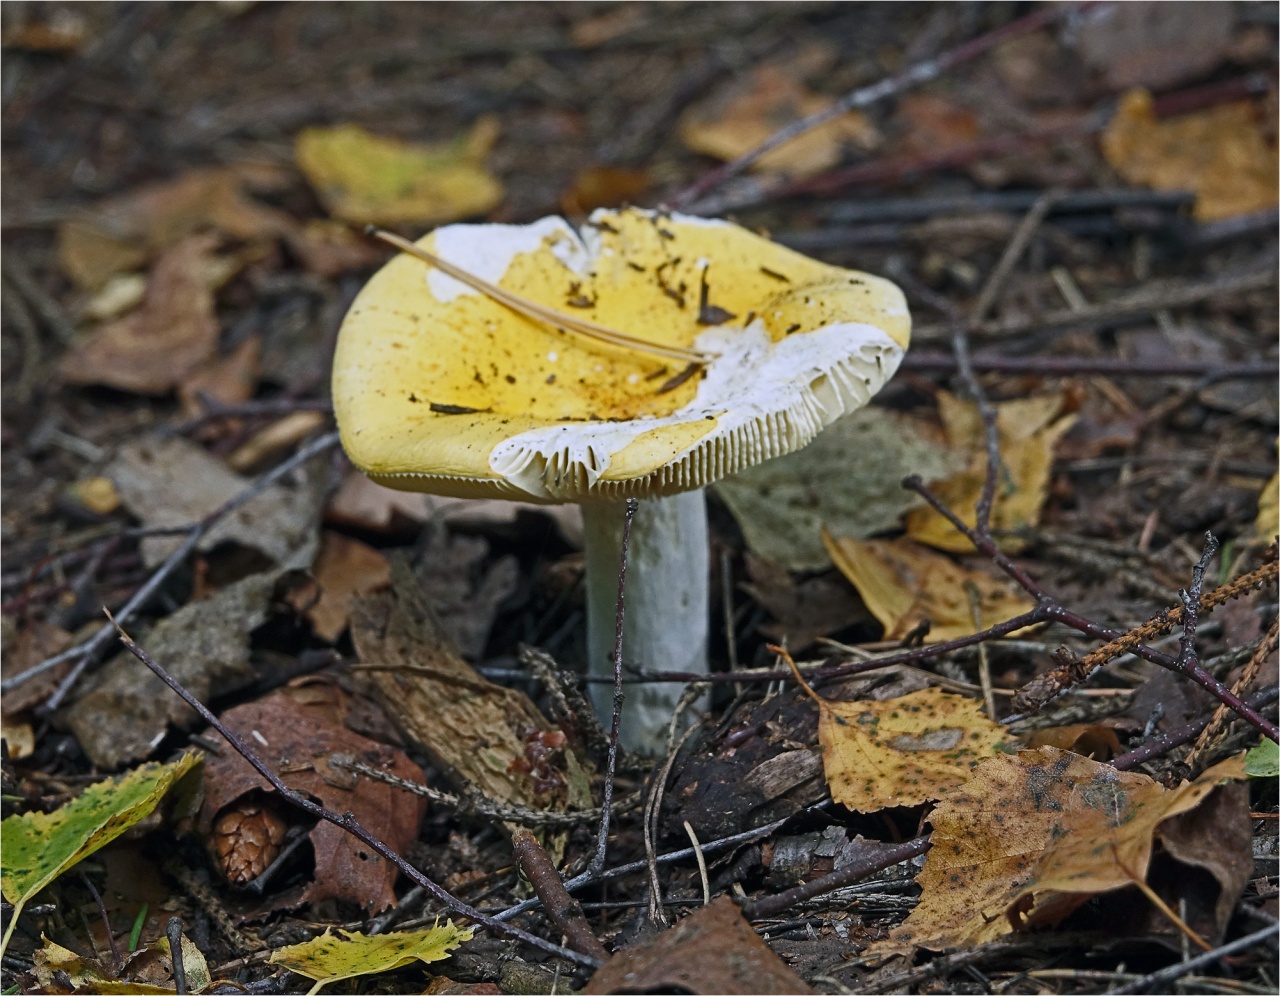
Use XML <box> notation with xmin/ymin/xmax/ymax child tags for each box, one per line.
<box><xmin>582</xmin><ymin>491</ymin><xmax>709</xmax><ymax>754</ymax></box>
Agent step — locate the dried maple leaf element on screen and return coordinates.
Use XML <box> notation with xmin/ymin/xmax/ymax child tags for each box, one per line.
<box><xmin>780</xmin><ymin>653</ymin><xmax>1011</xmax><ymax>814</ymax></box>
<box><xmin>885</xmin><ymin>747</ymin><xmax>1248</xmax><ymax>952</ymax></box>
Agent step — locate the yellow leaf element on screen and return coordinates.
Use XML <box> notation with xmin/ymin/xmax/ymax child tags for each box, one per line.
<box><xmin>1256</xmin><ymin>470</ymin><xmax>1278</xmax><ymax>542</ymax></box>
<box><xmin>905</xmin><ymin>392</ymin><xmax>1075</xmax><ymax>553</ymax></box>
<box><xmin>884</xmin><ymin>748</ymin><xmax>1247</xmax><ymax>951</ymax></box>
<box><xmin>1</xmin><ymin>753</ymin><xmax>201</xmax><ymax>959</ymax></box>
<box><xmin>813</xmin><ymin>686</ymin><xmax>1011</xmax><ymax>813</ymax></box>
<box><xmin>269</xmin><ymin>923</ymin><xmax>474</xmax><ymax>995</ymax></box>
<box><xmin>1101</xmin><ymin>89</ymin><xmax>1279</xmax><ymax>221</ymax></box>
<box><xmin>823</xmin><ymin>533</ymin><xmax>1035</xmax><ymax>643</ymax></box>
<box><xmin>296</xmin><ymin>120</ymin><xmax>504</xmax><ymax>226</ymax></box>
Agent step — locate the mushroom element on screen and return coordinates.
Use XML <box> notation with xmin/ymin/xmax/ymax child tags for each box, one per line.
<box><xmin>332</xmin><ymin>208</ymin><xmax>910</xmax><ymax>752</ymax></box>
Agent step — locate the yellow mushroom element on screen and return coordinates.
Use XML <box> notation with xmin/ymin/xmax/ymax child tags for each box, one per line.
<box><xmin>333</xmin><ymin>207</ymin><xmax>909</xmax><ymax>751</ymax></box>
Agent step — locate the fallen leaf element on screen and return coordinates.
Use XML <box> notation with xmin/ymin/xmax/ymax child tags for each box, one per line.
<box><xmin>884</xmin><ymin>748</ymin><xmax>1248</xmax><ymax>951</ymax></box>
<box><xmin>62</xmin><ymin>572</ymin><xmax>279</xmax><ymax>768</ymax></box>
<box><xmin>296</xmin><ymin>119</ymin><xmax>503</xmax><ymax>226</ymax></box>
<box><xmin>1023</xmin><ymin>724</ymin><xmax>1123</xmax><ymax>761</ymax></box>
<box><xmin>680</xmin><ymin>64</ymin><xmax>879</xmax><ymax>178</ymax></box>
<box><xmin>82</xmin><ymin>272</ymin><xmax>147</xmax><ymax>321</ymax></box>
<box><xmin>807</xmin><ymin>685</ymin><xmax>1011</xmax><ymax>813</ymax></box>
<box><xmin>897</xmin><ymin>94</ymin><xmax>983</xmax><ymax>158</ymax></box>
<box><xmin>1</xmin><ymin>721</ymin><xmax>35</xmax><ymax>760</ymax></box>
<box><xmin>1</xmin><ymin>754</ymin><xmax>201</xmax><ymax>958</ymax></box>
<box><xmin>1</xmin><ymin>619</ymin><xmax>74</xmax><ymax>716</ymax></box>
<box><xmin>304</xmin><ymin>531</ymin><xmax>391</xmax><ymax>642</ymax></box>
<box><xmin>1073</xmin><ymin>1</ymin><xmax>1235</xmax><ymax>91</ymax></box>
<box><xmin>559</xmin><ymin>165</ymin><xmax>650</xmax><ymax>216</ymax></box>
<box><xmin>1101</xmin><ymin>89</ymin><xmax>1279</xmax><ymax>221</ymax></box>
<box><xmin>56</xmin><ymin>164</ymin><xmax>292</xmax><ymax>290</ymax></box>
<box><xmin>227</xmin><ymin>410</ymin><xmax>330</xmax><ymax>473</ymax></box>
<box><xmin>1256</xmin><ymin>471</ymin><xmax>1278</xmax><ymax>542</ymax></box>
<box><xmin>3</xmin><ymin>7</ymin><xmax>90</xmax><ymax>52</ymax></box>
<box><xmin>33</xmin><ymin>930</ymin><xmax>214</xmax><ymax>994</ymax></box>
<box><xmin>199</xmin><ymin>679</ymin><xmax>426</xmax><ymax>914</ymax></box>
<box><xmin>63</xmin><ymin>475</ymin><xmax>122</xmax><ymax>516</ymax></box>
<box><xmin>742</xmin><ymin>554</ymin><xmax>867</xmax><ymax>652</ymax></box>
<box><xmin>585</xmin><ymin>895</ymin><xmax>814</xmax><ymax>995</ymax></box>
<box><xmin>59</xmin><ymin>234</ymin><xmax>234</xmax><ymax>394</ymax></box>
<box><xmin>823</xmin><ymin>533</ymin><xmax>1036</xmax><ymax>643</ymax></box>
<box><xmin>416</xmin><ymin>527</ymin><xmax>518</xmax><ymax>659</ymax></box>
<box><xmin>269</xmin><ymin>922</ymin><xmax>473</xmax><ymax>995</ymax></box>
<box><xmin>178</xmin><ymin>334</ymin><xmax>262</xmax><ymax>421</ymax></box>
<box><xmin>351</xmin><ymin>557</ymin><xmax>593</xmax><ymax>822</ymax></box>
<box><xmin>107</xmin><ymin>435</ymin><xmax>324</xmax><ymax>569</ymax></box>
<box><xmin>714</xmin><ymin>406</ymin><xmax>963</xmax><ymax>571</ymax></box>
<box><xmin>1246</xmin><ymin>738</ymin><xmax>1278</xmax><ymax>778</ymax></box>
<box><xmin>905</xmin><ymin>391</ymin><xmax>1075</xmax><ymax>553</ymax></box>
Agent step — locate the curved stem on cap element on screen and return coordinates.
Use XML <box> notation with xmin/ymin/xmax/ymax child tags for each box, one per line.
<box><xmin>582</xmin><ymin>492</ymin><xmax>710</xmax><ymax>754</ymax></box>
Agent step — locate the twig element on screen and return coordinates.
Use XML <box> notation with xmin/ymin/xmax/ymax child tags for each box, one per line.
<box><xmin>970</xmin><ymin>189</ymin><xmax>1063</xmax><ymax>324</ymax></box>
<box><xmin>328</xmin><ymin>754</ymin><xmax>642</xmax><ymax>830</ymax></box>
<box><xmin>582</xmin><ymin>497</ymin><xmax>637</xmax><ymax>883</ymax></box>
<box><xmin>1179</xmin><ymin>535</ymin><xmax>1220</xmax><ymax>668</ymax></box>
<box><xmin>2</xmin><ymin>255</ymin><xmax>76</xmax><ymax>346</ymax></box>
<box><xmin>108</xmin><ymin>614</ymin><xmax>601</xmax><ymax>969</ymax></box>
<box><xmin>1186</xmin><ymin>619</ymin><xmax>1279</xmax><ymax>770</ymax></box>
<box><xmin>166</xmin><ymin>918</ymin><xmax>188</xmax><ymax>996</ymax></box>
<box><xmin>741</xmin><ymin>837</ymin><xmax>932</xmax><ymax>920</ymax></box>
<box><xmin>901</xmin><ymin>353</ymin><xmax>1276</xmax><ymax>381</ymax></box>
<box><xmin>643</xmin><ymin>720</ymin><xmax>702</xmax><ymax>926</ymax></box>
<box><xmin>1104</xmin><ymin>921</ymin><xmax>1279</xmax><ymax>995</ymax></box>
<box><xmin>1111</xmin><ymin>684</ymin><xmax>1278</xmax><ymax>771</ymax></box>
<box><xmin>4</xmin><ymin>432</ymin><xmax>340</xmax><ymax>704</ymax></box>
<box><xmin>80</xmin><ymin>872</ymin><xmax>121</xmax><ymax>972</ymax></box>
<box><xmin>510</xmin><ymin>828</ymin><xmax>609</xmax><ymax>962</ymax></box>
<box><xmin>683</xmin><ymin>822</ymin><xmax>710</xmax><ymax>906</ymax></box>
<box><xmin>669</xmin><ymin>3</ymin><xmax>1077</xmax><ymax>210</ymax></box>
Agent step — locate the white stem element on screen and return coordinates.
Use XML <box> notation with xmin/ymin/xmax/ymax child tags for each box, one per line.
<box><xmin>582</xmin><ymin>491</ymin><xmax>709</xmax><ymax>754</ymax></box>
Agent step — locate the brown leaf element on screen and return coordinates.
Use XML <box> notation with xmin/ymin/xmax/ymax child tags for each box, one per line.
<box><xmin>813</xmin><ymin>686</ymin><xmax>1011</xmax><ymax>813</ymax></box>
<box><xmin>1073</xmin><ymin>1</ymin><xmax>1235</xmax><ymax>91</ymax></box>
<box><xmin>742</xmin><ymin>554</ymin><xmax>866</xmax><ymax>652</ymax></box>
<box><xmin>178</xmin><ymin>334</ymin><xmax>262</xmax><ymax>421</ymax></box>
<box><xmin>58</xmin><ymin>234</ymin><xmax>228</xmax><ymax>395</ymax></box>
<box><xmin>350</xmin><ymin>556</ymin><xmax>592</xmax><ymax>820</ymax></box>
<box><xmin>1</xmin><ymin>619</ymin><xmax>74</xmax><ymax>716</ymax></box>
<box><xmin>584</xmin><ymin>896</ymin><xmax>814</xmax><ymax>995</ymax></box>
<box><xmin>1023</xmin><ymin>724</ymin><xmax>1123</xmax><ymax>761</ymax></box>
<box><xmin>304</xmin><ymin>531</ymin><xmax>391</xmax><ymax>642</ymax></box>
<box><xmin>559</xmin><ymin>166</ymin><xmax>651</xmax><ymax>216</ymax></box>
<box><xmin>884</xmin><ymin>748</ymin><xmax>1248</xmax><ymax>952</ymax></box>
<box><xmin>198</xmin><ymin>678</ymin><xmax>426</xmax><ymax>914</ymax></box>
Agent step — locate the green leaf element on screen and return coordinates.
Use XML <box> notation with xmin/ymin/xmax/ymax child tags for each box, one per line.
<box><xmin>1</xmin><ymin>753</ymin><xmax>201</xmax><ymax>958</ymax></box>
<box><xmin>1245</xmin><ymin>738</ymin><xmax>1279</xmax><ymax>778</ymax></box>
<box><xmin>269</xmin><ymin>923</ymin><xmax>474</xmax><ymax>995</ymax></box>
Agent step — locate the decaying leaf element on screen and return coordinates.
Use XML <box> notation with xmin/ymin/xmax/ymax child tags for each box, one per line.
<box><xmin>1023</xmin><ymin>724</ymin><xmax>1122</xmax><ymax>761</ymax></box>
<box><xmin>1101</xmin><ymin>89</ymin><xmax>1279</xmax><ymax>221</ymax></box>
<box><xmin>741</xmin><ymin>554</ymin><xmax>867</xmax><ymax>652</ymax></box>
<box><xmin>808</xmin><ymin>685</ymin><xmax>1011</xmax><ymax>813</ymax></box>
<box><xmin>58</xmin><ymin>234</ymin><xmax>235</xmax><ymax>395</ymax></box>
<box><xmin>296</xmin><ymin>119</ymin><xmax>503</xmax><ymax>226</ymax></box>
<box><xmin>198</xmin><ymin>678</ymin><xmax>426</xmax><ymax>914</ymax></box>
<box><xmin>1</xmin><ymin>754</ymin><xmax>201</xmax><ymax>957</ymax></box>
<box><xmin>32</xmin><ymin>931</ymin><xmax>211</xmax><ymax>994</ymax></box>
<box><xmin>823</xmin><ymin>533</ymin><xmax>1036</xmax><ymax>643</ymax></box>
<box><xmin>108</xmin><ymin>435</ymin><xmax>325</xmax><ymax>569</ymax></box>
<box><xmin>62</xmin><ymin>572</ymin><xmax>279</xmax><ymax>768</ymax></box>
<box><xmin>350</xmin><ymin>556</ymin><xmax>593</xmax><ymax>824</ymax></box>
<box><xmin>302</xmin><ymin>531</ymin><xmax>391</xmax><ymax>642</ymax></box>
<box><xmin>1246</xmin><ymin>738</ymin><xmax>1278</xmax><ymax>778</ymax></box>
<box><xmin>905</xmin><ymin>392</ymin><xmax>1075</xmax><ymax>553</ymax></box>
<box><xmin>269</xmin><ymin>922</ymin><xmax>473</xmax><ymax>995</ymax></box>
<box><xmin>585</xmin><ymin>896</ymin><xmax>814</xmax><ymax>995</ymax></box>
<box><xmin>679</xmin><ymin>63</ymin><xmax>878</xmax><ymax>178</ymax></box>
<box><xmin>714</xmin><ymin>406</ymin><xmax>963</xmax><ymax>571</ymax></box>
<box><xmin>885</xmin><ymin>748</ymin><xmax>1249</xmax><ymax>952</ymax></box>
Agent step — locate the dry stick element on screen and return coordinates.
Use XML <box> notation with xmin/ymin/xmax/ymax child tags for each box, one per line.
<box><xmin>107</xmin><ymin>617</ymin><xmax>601</xmax><ymax>970</ymax></box>
<box><xmin>1111</xmin><ymin>684</ymin><xmax>1278</xmax><ymax>771</ymax></box>
<box><xmin>510</xmin><ymin>828</ymin><xmax>609</xmax><ymax>962</ymax></box>
<box><xmin>668</xmin><ymin>3</ymin><xmax>1076</xmax><ymax>210</ymax></box>
<box><xmin>6</xmin><ymin>431</ymin><xmax>342</xmax><ymax>706</ymax></box>
<box><xmin>741</xmin><ymin>837</ymin><xmax>932</xmax><ymax>920</ymax></box>
<box><xmin>166</xmin><ymin>918</ymin><xmax>188</xmax><ymax>996</ymax></box>
<box><xmin>969</xmin><ymin>189</ymin><xmax>1063</xmax><ymax>325</ymax></box>
<box><xmin>1179</xmin><ymin>534</ymin><xmax>1220</xmax><ymax>669</ymax></box>
<box><xmin>579</xmin><ymin>497</ymin><xmax>638</xmax><ymax>885</ymax></box>
<box><xmin>1186</xmin><ymin>619</ymin><xmax>1279</xmax><ymax>769</ymax></box>
<box><xmin>903</xmin><ymin>476</ymin><xmax>1280</xmax><ymax>742</ymax></box>
<box><xmin>79</xmin><ymin>871</ymin><xmax>121</xmax><ymax>973</ymax></box>
<box><xmin>1104</xmin><ymin>921</ymin><xmax>1279</xmax><ymax>995</ymax></box>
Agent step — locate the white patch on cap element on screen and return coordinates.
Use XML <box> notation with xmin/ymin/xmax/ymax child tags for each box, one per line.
<box><xmin>426</xmin><ymin>217</ymin><xmax>590</xmax><ymax>303</ymax></box>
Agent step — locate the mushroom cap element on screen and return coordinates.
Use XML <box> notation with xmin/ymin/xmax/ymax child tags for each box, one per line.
<box><xmin>333</xmin><ymin>208</ymin><xmax>910</xmax><ymax>503</ymax></box>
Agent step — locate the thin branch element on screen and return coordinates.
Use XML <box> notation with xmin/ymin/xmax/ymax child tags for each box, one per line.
<box><xmin>669</xmin><ymin>3</ymin><xmax>1079</xmax><ymax>210</ymax></box>
<box><xmin>1105</xmin><ymin>921</ymin><xmax>1279</xmax><ymax>995</ymax></box>
<box><xmin>901</xmin><ymin>353</ymin><xmax>1277</xmax><ymax>381</ymax></box>
<box><xmin>1178</xmin><ymin>534</ymin><xmax>1220</xmax><ymax>668</ymax></box>
<box><xmin>1111</xmin><ymin>684</ymin><xmax>1278</xmax><ymax>772</ymax></box>
<box><xmin>108</xmin><ymin>614</ymin><xmax>602</xmax><ymax>969</ymax></box>
<box><xmin>510</xmin><ymin>828</ymin><xmax>609</xmax><ymax>962</ymax></box>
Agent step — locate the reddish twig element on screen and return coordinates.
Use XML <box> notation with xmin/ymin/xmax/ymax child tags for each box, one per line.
<box><xmin>510</xmin><ymin>828</ymin><xmax>610</xmax><ymax>962</ymax></box>
<box><xmin>741</xmin><ymin>836</ymin><xmax>932</xmax><ymax>920</ymax></box>
<box><xmin>1111</xmin><ymin>684</ymin><xmax>1278</xmax><ymax>772</ymax></box>
<box><xmin>107</xmin><ymin>614</ymin><xmax>602</xmax><ymax>969</ymax></box>
<box><xmin>668</xmin><ymin>3</ymin><xmax>1082</xmax><ymax>210</ymax></box>
<box><xmin>1178</xmin><ymin>535</ymin><xmax>1220</xmax><ymax>668</ymax></box>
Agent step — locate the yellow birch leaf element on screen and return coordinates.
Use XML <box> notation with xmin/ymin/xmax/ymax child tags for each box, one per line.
<box><xmin>1101</xmin><ymin>89</ymin><xmax>1279</xmax><ymax>221</ymax></box>
<box><xmin>1</xmin><ymin>753</ymin><xmax>201</xmax><ymax>959</ymax></box>
<box><xmin>1255</xmin><ymin>470</ymin><xmax>1277</xmax><ymax>542</ymax></box>
<box><xmin>823</xmin><ymin>532</ymin><xmax>1035</xmax><ymax>643</ymax></box>
<box><xmin>814</xmin><ymin>686</ymin><xmax>1012</xmax><ymax>813</ymax></box>
<box><xmin>296</xmin><ymin>119</ymin><xmax>503</xmax><ymax>226</ymax></box>
<box><xmin>883</xmin><ymin>748</ymin><xmax>1247</xmax><ymax>952</ymax></box>
<box><xmin>269</xmin><ymin>923</ymin><xmax>474</xmax><ymax>995</ymax></box>
<box><xmin>906</xmin><ymin>392</ymin><xmax>1075</xmax><ymax>553</ymax></box>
